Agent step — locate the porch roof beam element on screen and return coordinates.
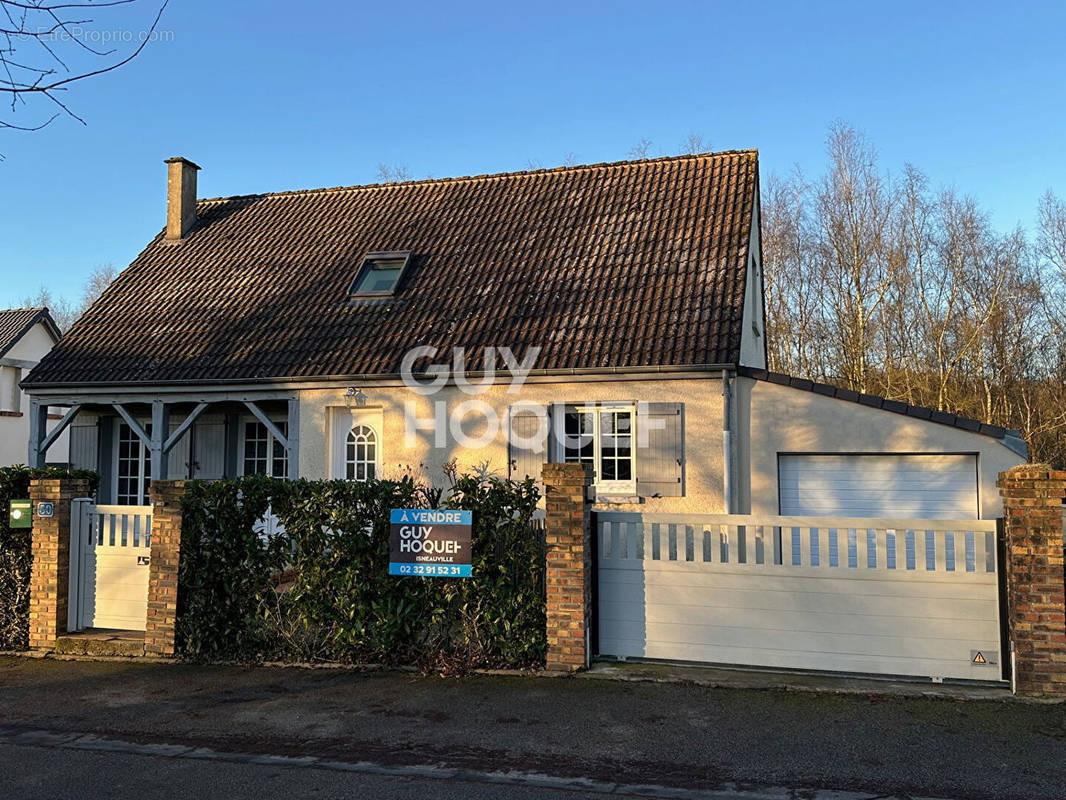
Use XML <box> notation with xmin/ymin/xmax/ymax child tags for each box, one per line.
<box><xmin>164</xmin><ymin>402</ymin><xmax>209</xmax><ymax>453</ymax></box>
<box><xmin>39</xmin><ymin>403</ymin><xmax>81</xmax><ymax>453</ymax></box>
<box><xmin>243</xmin><ymin>400</ymin><xmax>289</xmax><ymax>448</ymax></box>
<box><xmin>1</xmin><ymin>356</ymin><xmax>37</xmax><ymax>370</ymax></box>
<box><xmin>26</xmin><ymin>390</ymin><xmax>297</xmax><ymax>406</ymax></box>
<box><xmin>111</xmin><ymin>403</ymin><xmax>152</xmax><ymax>448</ymax></box>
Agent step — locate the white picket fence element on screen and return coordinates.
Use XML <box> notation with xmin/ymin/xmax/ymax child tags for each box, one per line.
<box><xmin>597</xmin><ymin>513</ymin><xmax>998</xmax><ymax>574</ymax></box>
<box><xmin>596</xmin><ymin>512</ymin><xmax>1003</xmax><ymax>681</ymax></box>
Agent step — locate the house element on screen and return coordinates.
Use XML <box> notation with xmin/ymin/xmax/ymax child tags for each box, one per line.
<box><xmin>22</xmin><ymin>152</ymin><xmax>1025</xmax><ymax>516</ymax></box>
<box><xmin>0</xmin><ymin>307</ymin><xmax>68</xmax><ymax>467</ymax></box>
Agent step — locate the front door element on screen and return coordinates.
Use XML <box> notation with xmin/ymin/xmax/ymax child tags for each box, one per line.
<box><xmin>329</xmin><ymin>408</ymin><xmax>383</xmax><ymax>481</ymax></box>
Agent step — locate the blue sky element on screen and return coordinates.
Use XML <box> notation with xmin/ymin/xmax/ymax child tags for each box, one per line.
<box><xmin>2</xmin><ymin>0</ymin><xmax>1065</xmax><ymax>306</ymax></box>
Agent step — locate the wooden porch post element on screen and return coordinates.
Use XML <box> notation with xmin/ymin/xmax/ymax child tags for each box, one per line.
<box><xmin>27</xmin><ymin>398</ymin><xmax>47</xmax><ymax>467</ymax></box>
<box><xmin>286</xmin><ymin>397</ymin><xmax>300</xmax><ymax>479</ymax></box>
<box><xmin>150</xmin><ymin>399</ymin><xmax>170</xmax><ymax>480</ymax></box>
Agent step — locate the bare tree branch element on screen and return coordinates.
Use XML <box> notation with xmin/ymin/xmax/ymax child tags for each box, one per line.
<box><xmin>0</xmin><ymin>0</ymin><xmax>167</xmax><ymax>131</ymax></box>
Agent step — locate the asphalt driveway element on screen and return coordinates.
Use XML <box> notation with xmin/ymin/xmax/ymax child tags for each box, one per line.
<box><xmin>1</xmin><ymin>657</ymin><xmax>1064</xmax><ymax>799</ymax></box>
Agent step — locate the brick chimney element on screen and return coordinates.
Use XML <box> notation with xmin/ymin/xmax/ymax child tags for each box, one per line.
<box><xmin>165</xmin><ymin>157</ymin><xmax>201</xmax><ymax>240</ymax></box>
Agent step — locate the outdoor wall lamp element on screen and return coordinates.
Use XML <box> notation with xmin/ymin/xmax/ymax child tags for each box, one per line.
<box><xmin>344</xmin><ymin>387</ymin><xmax>367</xmax><ymax>408</ymax></box>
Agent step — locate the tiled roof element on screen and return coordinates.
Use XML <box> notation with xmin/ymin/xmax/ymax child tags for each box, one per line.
<box><xmin>739</xmin><ymin>367</ymin><xmax>1019</xmax><ymax>443</ymax></box>
<box><xmin>0</xmin><ymin>307</ymin><xmax>59</xmax><ymax>359</ymax></box>
<box><xmin>25</xmin><ymin>151</ymin><xmax>759</xmax><ymax>386</ymax></box>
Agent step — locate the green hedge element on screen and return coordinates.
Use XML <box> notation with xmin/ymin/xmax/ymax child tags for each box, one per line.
<box><xmin>0</xmin><ymin>466</ymin><xmax>99</xmax><ymax>650</ymax></box>
<box><xmin>176</xmin><ymin>473</ymin><xmax>545</xmax><ymax>671</ymax></box>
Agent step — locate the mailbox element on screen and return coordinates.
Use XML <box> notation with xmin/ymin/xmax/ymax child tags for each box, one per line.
<box><xmin>8</xmin><ymin>499</ymin><xmax>31</xmax><ymax>529</ymax></box>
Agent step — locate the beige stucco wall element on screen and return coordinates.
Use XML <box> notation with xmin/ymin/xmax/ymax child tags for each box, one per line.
<box><xmin>735</xmin><ymin>376</ymin><xmax>1025</xmax><ymax>519</ymax></box>
<box><xmin>298</xmin><ymin>375</ymin><xmax>728</xmax><ymax>513</ymax></box>
<box><xmin>0</xmin><ymin>321</ymin><xmax>68</xmax><ymax>467</ymax></box>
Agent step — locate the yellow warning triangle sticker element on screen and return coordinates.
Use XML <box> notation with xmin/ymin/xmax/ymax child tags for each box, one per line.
<box><xmin>973</xmin><ymin>651</ymin><xmax>986</xmax><ymax>664</ymax></box>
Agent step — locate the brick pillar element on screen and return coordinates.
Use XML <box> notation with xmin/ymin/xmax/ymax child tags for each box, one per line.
<box><xmin>997</xmin><ymin>464</ymin><xmax>1066</xmax><ymax>697</ymax></box>
<box><xmin>28</xmin><ymin>477</ymin><xmax>91</xmax><ymax>650</ymax></box>
<box><xmin>543</xmin><ymin>463</ymin><xmax>593</xmax><ymax>673</ymax></box>
<box><xmin>146</xmin><ymin>480</ymin><xmax>187</xmax><ymax>656</ymax></box>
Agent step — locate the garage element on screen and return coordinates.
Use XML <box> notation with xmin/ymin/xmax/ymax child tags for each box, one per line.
<box><xmin>778</xmin><ymin>454</ymin><xmax>980</xmax><ymax>519</ymax></box>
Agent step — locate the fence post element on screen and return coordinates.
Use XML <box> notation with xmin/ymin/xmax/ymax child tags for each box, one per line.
<box><xmin>146</xmin><ymin>480</ymin><xmax>187</xmax><ymax>656</ymax></box>
<box><xmin>27</xmin><ymin>477</ymin><xmax>91</xmax><ymax>650</ymax></box>
<box><xmin>997</xmin><ymin>464</ymin><xmax>1066</xmax><ymax>697</ymax></box>
<box><xmin>542</xmin><ymin>463</ymin><xmax>594</xmax><ymax>673</ymax></box>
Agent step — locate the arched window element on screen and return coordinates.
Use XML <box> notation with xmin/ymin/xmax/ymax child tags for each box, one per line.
<box><xmin>346</xmin><ymin>425</ymin><xmax>377</xmax><ymax>481</ymax></box>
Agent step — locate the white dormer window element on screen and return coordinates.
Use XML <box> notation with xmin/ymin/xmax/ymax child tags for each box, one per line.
<box><xmin>348</xmin><ymin>251</ymin><xmax>412</xmax><ymax>298</ymax></box>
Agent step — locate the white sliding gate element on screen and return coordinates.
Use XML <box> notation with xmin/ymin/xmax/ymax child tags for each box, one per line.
<box><xmin>68</xmin><ymin>499</ymin><xmax>152</xmax><ymax>632</ymax></box>
<box><xmin>596</xmin><ymin>512</ymin><xmax>1003</xmax><ymax>681</ymax></box>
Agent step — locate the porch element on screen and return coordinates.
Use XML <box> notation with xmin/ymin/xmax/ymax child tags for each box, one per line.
<box><xmin>25</xmin><ymin>390</ymin><xmax>300</xmax><ymax>503</ymax></box>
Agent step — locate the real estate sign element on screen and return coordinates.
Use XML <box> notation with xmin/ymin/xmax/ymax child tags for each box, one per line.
<box><xmin>389</xmin><ymin>508</ymin><xmax>472</xmax><ymax>577</ymax></box>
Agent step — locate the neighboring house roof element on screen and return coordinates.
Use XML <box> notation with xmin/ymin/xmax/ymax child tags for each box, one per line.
<box><xmin>25</xmin><ymin>150</ymin><xmax>759</xmax><ymax>387</ymax></box>
<box><xmin>0</xmin><ymin>307</ymin><xmax>61</xmax><ymax>360</ymax></box>
<box><xmin>739</xmin><ymin>366</ymin><xmax>1027</xmax><ymax>454</ymax></box>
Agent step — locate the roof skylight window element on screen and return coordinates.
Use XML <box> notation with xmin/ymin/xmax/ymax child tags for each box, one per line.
<box><xmin>348</xmin><ymin>251</ymin><xmax>412</xmax><ymax>298</ymax></box>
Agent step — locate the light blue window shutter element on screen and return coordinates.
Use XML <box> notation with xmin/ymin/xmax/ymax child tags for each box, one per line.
<box><xmin>637</xmin><ymin>402</ymin><xmax>684</xmax><ymax>497</ymax></box>
<box><xmin>167</xmin><ymin>420</ymin><xmax>192</xmax><ymax>479</ymax></box>
<box><xmin>69</xmin><ymin>416</ymin><xmax>99</xmax><ymax>471</ymax></box>
<box><xmin>193</xmin><ymin>418</ymin><xmax>227</xmax><ymax>479</ymax></box>
<box><xmin>508</xmin><ymin>405</ymin><xmax>549</xmax><ymax>484</ymax></box>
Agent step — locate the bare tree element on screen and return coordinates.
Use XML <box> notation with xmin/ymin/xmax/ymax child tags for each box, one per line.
<box><xmin>18</xmin><ymin>262</ymin><xmax>117</xmax><ymax>331</ymax></box>
<box><xmin>762</xmin><ymin>170</ymin><xmax>822</xmax><ymax>377</ymax></box>
<box><xmin>79</xmin><ymin>262</ymin><xmax>116</xmax><ymax>314</ymax></box>
<box><xmin>628</xmin><ymin>138</ymin><xmax>652</xmax><ymax>159</ymax></box>
<box><xmin>1</xmin><ymin>1</ymin><xmax>168</xmax><ymax>131</ymax></box>
<box><xmin>1037</xmin><ymin>190</ymin><xmax>1066</xmax><ymax>345</ymax></box>
<box><xmin>815</xmin><ymin>123</ymin><xmax>895</xmax><ymax>393</ymax></box>
<box><xmin>376</xmin><ymin>163</ymin><xmax>412</xmax><ymax>182</ymax></box>
<box><xmin>761</xmin><ymin>121</ymin><xmax>1066</xmax><ymax>464</ymax></box>
<box><xmin>20</xmin><ymin>284</ymin><xmax>74</xmax><ymax>330</ymax></box>
<box><xmin>681</xmin><ymin>133</ymin><xmax>707</xmax><ymax>155</ymax></box>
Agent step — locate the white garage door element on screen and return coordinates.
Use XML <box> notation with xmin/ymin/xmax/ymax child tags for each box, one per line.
<box><xmin>779</xmin><ymin>454</ymin><xmax>979</xmax><ymax>519</ymax></box>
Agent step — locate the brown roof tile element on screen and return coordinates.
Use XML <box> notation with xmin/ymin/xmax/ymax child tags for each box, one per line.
<box><xmin>27</xmin><ymin>151</ymin><xmax>758</xmax><ymax>386</ymax></box>
<box><xmin>0</xmin><ymin>307</ymin><xmax>59</xmax><ymax>359</ymax></box>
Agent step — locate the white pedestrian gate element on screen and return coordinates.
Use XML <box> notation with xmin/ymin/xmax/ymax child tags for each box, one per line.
<box><xmin>596</xmin><ymin>512</ymin><xmax>1004</xmax><ymax>681</ymax></box>
<box><xmin>68</xmin><ymin>499</ymin><xmax>152</xmax><ymax>632</ymax></box>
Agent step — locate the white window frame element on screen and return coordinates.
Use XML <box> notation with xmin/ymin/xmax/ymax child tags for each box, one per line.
<box><xmin>238</xmin><ymin>416</ymin><xmax>289</xmax><ymax>478</ymax></box>
<box><xmin>113</xmin><ymin>421</ymin><xmax>151</xmax><ymax>506</ymax></box>
<box><xmin>561</xmin><ymin>404</ymin><xmax>636</xmax><ymax>495</ymax></box>
<box><xmin>345</xmin><ymin>424</ymin><xmax>379</xmax><ymax>481</ymax></box>
<box><xmin>329</xmin><ymin>408</ymin><xmax>383</xmax><ymax>481</ymax></box>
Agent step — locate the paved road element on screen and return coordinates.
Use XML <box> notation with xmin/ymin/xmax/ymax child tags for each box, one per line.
<box><xmin>1</xmin><ymin>657</ymin><xmax>1065</xmax><ymax>799</ymax></box>
<box><xmin>0</xmin><ymin>742</ymin><xmax>598</xmax><ymax>800</ymax></box>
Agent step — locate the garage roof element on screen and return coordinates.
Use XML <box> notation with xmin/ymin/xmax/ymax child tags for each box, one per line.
<box><xmin>740</xmin><ymin>366</ymin><xmax>1026</xmax><ymax>452</ymax></box>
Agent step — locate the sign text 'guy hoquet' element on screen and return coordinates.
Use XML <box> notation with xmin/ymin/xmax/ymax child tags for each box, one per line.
<box><xmin>389</xmin><ymin>509</ymin><xmax>472</xmax><ymax>577</ymax></box>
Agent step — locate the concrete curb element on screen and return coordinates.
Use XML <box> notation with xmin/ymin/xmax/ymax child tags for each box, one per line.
<box><xmin>0</xmin><ymin>725</ymin><xmax>959</xmax><ymax>800</ymax></box>
<box><xmin>578</xmin><ymin>663</ymin><xmax>1066</xmax><ymax>704</ymax></box>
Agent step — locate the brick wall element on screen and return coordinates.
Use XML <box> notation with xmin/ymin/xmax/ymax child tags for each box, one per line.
<box><xmin>146</xmin><ymin>480</ymin><xmax>187</xmax><ymax>656</ymax></box>
<box><xmin>998</xmin><ymin>464</ymin><xmax>1066</xmax><ymax>697</ymax></box>
<box><xmin>28</xmin><ymin>477</ymin><xmax>91</xmax><ymax>650</ymax></box>
<box><xmin>542</xmin><ymin>463</ymin><xmax>593</xmax><ymax>672</ymax></box>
